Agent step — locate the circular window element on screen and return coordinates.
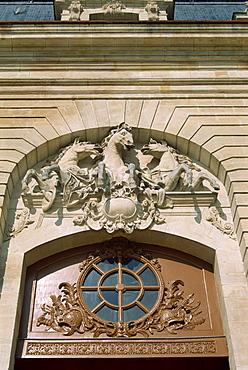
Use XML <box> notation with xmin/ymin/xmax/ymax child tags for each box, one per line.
<box><xmin>78</xmin><ymin>256</ymin><xmax>163</xmax><ymax>324</ymax></box>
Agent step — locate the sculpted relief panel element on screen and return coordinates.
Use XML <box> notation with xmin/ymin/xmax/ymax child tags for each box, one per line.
<box><xmin>12</xmin><ymin>122</ymin><xmax>229</xmax><ymax>238</ymax></box>
<box><xmin>17</xmin><ymin>238</ymin><xmax>227</xmax><ymax>358</ymax></box>
<box><xmin>35</xmin><ymin>240</ymin><xmax>205</xmax><ymax>338</ymax></box>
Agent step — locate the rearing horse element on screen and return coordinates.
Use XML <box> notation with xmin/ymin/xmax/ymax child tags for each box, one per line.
<box><xmin>141</xmin><ymin>139</ymin><xmax>220</xmax><ymax>191</ymax></box>
<box><xmin>141</xmin><ymin>139</ymin><xmax>192</xmax><ymax>191</ymax></box>
<box><xmin>22</xmin><ymin>139</ymin><xmax>103</xmax><ymax>211</ymax></box>
<box><xmin>97</xmin><ymin>123</ymin><xmax>136</xmax><ymax>190</ymax></box>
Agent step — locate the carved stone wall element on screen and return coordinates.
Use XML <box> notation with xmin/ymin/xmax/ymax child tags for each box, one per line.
<box><xmin>10</xmin><ymin>123</ymin><xmax>223</xmax><ymax>239</ymax></box>
<box><xmin>0</xmin><ymin>23</ymin><xmax>248</xmax><ymax>370</ymax></box>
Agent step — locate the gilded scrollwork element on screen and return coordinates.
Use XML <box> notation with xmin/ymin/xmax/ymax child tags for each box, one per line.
<box><xmin>36</xmin><ymin>239</ymin><xmax>205</xmax><ymax>338</ymax></box>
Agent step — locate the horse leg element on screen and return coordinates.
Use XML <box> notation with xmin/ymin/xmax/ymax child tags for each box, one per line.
<box><xmin>162</xmin><ymin>164</ymin><xmax>192</xmax><ymax>191</ymax></box>
<box><xmin>22</xmin><ymin>169</ymin><xmax>44</xmax><ymax>193</ymax></box>
<box><xmin>192</xmin><ymin>172</ymin><xmax>220</xmax><ymax>191</ymax></box>
<box><xmin>22</xmin><ymin>169</ymin><xmax>34</xmax><ymax>193</ymax></box>
<box><xmin>41</xmin><ymin>164</ymin><xmax>61</xmax><ymax>180</ymax></box>
<box><xmin>128</xmin><ymin>163</ymin><xmax>137</xmax><ymax>190</ymax></box>
<box><xmin>97</xmin><ymin>161</ymin><xmax>106</xmax><ymax>188</ymax></box>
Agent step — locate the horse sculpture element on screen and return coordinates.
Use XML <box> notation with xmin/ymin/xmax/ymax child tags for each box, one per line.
<box><xmin>22</xmin><ymin>139</ymin><xmax>103</xmax><ymax>211</ymax></box>
<box><xmin>97</xmin><ymin>122</ymin><xmax>136</xmax><ymax>191</ymax></box>
<box><xmin>141</xmin><ymin>139</ymin><xmax>220</xmax><ymax>192</ymax></box>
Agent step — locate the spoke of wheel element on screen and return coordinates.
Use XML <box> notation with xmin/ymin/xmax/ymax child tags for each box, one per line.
<box><xmin>118</xmin><ymin>259</ymin><xmax>123</xmax><ymax>323</ymax></box>
<box><xmin>135</xmin><ymin>263</ymin><xmax>148</xmax><ymax>275</ymax></box>
<box><xmin>136</xmin><ymin>300</ymin><xmax>149</xmax><ymax>313</ymax></box>
<box><xmin>93</xmin><ymin>264</ymin><xmax>105</xmax><ymax>275</ymax></box>
<box><xmin>92</xmin><ymin>300</ymin><xmax>105</xmax><ymax>313</ymax></box>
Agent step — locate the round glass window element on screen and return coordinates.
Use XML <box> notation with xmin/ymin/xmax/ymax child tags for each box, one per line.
<box><xmin>79</xmin><ymin>256</ymin><xmax>162</xmax><ymax>324</ymax></box>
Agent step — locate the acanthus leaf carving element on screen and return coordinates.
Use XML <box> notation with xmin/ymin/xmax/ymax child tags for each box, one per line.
<box><xmin>36</xmin><ymin>238</ymin><xmax>205</xmax><ymax>338</ymax></box>
<box><xmin>206</xmin><ymin>206</ymin><xmax>236</xmax><ymax>240</ymax></box>
<box><xmin>21</xmin><ymin>124</ymin><xmax>220</xmax><ymax>236</ymax></box>
<box><xmin>4</xmin><ymin>207</ymin><xmax>34</xmax><ymax>240</ymax></box>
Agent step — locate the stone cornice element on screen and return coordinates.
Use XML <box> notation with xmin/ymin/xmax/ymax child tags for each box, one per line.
<box><xmin>1</xmin><ymin>23</ymin><xmax>248</xmax><ymax>51</ymax></box>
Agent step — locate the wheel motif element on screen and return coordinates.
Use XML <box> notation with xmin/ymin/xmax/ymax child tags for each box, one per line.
<box><xmin>78</xmin><ymin>256</ymin><xmax>163</xmax><ymax>324</ymax></box>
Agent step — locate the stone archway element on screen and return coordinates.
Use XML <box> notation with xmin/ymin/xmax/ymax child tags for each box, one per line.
<box><xmin>0</xmin><ymin>121</ymin><xmax>247</xmax><ymax>370</ymax></box>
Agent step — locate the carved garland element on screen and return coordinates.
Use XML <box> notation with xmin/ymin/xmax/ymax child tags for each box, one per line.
<box><xmin>36</xmin><ymin>238</ymin><xmax>205</xmax><ymax>338</ymax></box>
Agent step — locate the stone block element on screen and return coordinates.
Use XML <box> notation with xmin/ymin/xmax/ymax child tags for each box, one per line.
<box><xmin>203</xmin><ymin>137</ymin><xmax>248</xmax><ymax>160</ymax></box>
<box><xmin>138</xmin><ymin>100</ymin><xmax>160</xmax><ymax>133</ymax></box>
<box><xmin>107</xmin><ymin>100</ymin><xmax>127</xmax><ymax>127</ymax></box>
<box><xmin>243</xmin><ymin>249</ymin><xmax>248</xmax><ymax>278</ymax></box>
<box><xmin>229</xmin><ymin>182</ymin><xmax>248</xmax><ymax>199</ymax></box>
<box><xmin>213</xmin><ymin>146</ymin><xmax>248</xmax><ymax>163</ymax></box>
<box><xmin>237</xmin><ymin>219</ymin><xmax>248</xmax><ymax>244</ymax></box>
<box><xmin>240</xmin><ymin>232</ymin><xmax>248</xmax><ymax>259</ymax></box>
<box><xmin>92</xmin><ymin>100</ymin><xmax>110</xmax><ymax>128</ymax></box>
<box><xmin>233</xmin><ymin>206</ymin><xmax>248</xmax><ymax>228</ymax></box>
<box><xmin>75</xmin><ymin>100</ymin><xmax>97</xmax><ymax>130</ymax></box>
<box><xmin>125</xmin><ymin>100</ymin><xmax>143</xmax><ymax>127</ymax></box>
<box><xmin>151</xmin><ymin>100</ymin><xmax>175</xmax><ymax>132</ymax></box>
<box><xmin>231</xmin><ymin>193</ymin><xmax>248</xmax><ymax>217</ymax></box>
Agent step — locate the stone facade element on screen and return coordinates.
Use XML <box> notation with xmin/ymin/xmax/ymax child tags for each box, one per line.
<box><xmin>0</xmin><ymin>22</ymin><xmax>248</xmax><ymax>370</ymax></box>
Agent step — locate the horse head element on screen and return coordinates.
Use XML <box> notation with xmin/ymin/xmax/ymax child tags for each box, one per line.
<box><xmin>141</xmin><ymin>139</ymin><xmax>169</xmax><ymax>158</ymax></box>
<box><xmin>103</xmin><ymin>123</ymin><xmax>134</xmax><ymax>153</ymax></box>
<box><xmin>72</xmin><ymin>139</ymin><xmax>103</xmax><ymax>160</ymax></box>
<box><xmin>115</xmin><ymin>127</ymin><xmax>134</xmax><ymax>152</ymax></box>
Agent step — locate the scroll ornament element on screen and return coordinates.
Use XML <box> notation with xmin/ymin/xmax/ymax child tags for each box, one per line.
<box><xmin>206</xmin><ymin>206</ymin><xmax>236</xmax><ymax>240</ymax></box>
<box><xmin>36</xmin><ymin>239</ymin><xmax>205</xmax><ymax>338</ymax></box>
<box><xmin>21</xmin><ymin>123</ymin><xmax>220</xmax><ymax>234</ymax></box>
<box><xmin>4</xmin><ymin>207</ymin><xmax>34</xmax><ymax>240</ymax></box>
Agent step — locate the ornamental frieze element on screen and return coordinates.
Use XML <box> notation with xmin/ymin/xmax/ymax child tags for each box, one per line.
<box><xmin>19</xmin><ymin>123</ymin><xmax>221</xmax><ymax>235</ymax></box>
<box><xmin>25</xmin><ymin>340</ymin><xmax>217</xmax><ymax>356</ymax></box>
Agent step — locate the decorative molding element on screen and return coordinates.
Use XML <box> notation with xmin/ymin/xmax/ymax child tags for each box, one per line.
<box><xmin>102</xmin><ymin>0</ymin><xmax>126</xmax><ymax>14</ymax></box>
<box><xmin>206</xmin><ymin>206</ymin><xmax>236</xmax><ymax>240</ymax></box>
<box><xmin>145</xmin><ymin>1</ymin><xmax>161</xmax><ymax>21</ymax></box>
<box><xmin>68</xmin><ymin>1</ymin><xmax>84</xmax><ymax>21</ymax></box>
<box><xmin>4</xmin><ymin>207</ymin><xmax>34</xmax><ymax>241</ymax></box>
<box><xmin>36</xmin><ymin>238</ymin><xmax>205</xmax><ymax>338</ymax></box>
<box><xmin>21</xmin><ymin>124</ymin><xmax>219</xmax><ymax>236</ymax></box>
<box><xmin>26</xmin><ymin>340</ymin><xmax>217</xmax><ymax>356</ymax></box>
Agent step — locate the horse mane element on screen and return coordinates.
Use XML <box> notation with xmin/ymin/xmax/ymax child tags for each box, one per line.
<box><xmin>101</xmin><ymin>122</ymin><xmax>132</xmax><ymax>149</ymax></box>
<box><xmin>167</xmin><ymin>144</ymin><xmax>200</xmax><ymax>171</ymax></box>
<box><xmin>154</xmin><ymin>139</ymin><xmax>200</xmax><ymax>171</ymax></box>
<box><xmin>48</xmin><ymin>137</ymin><xmax>82</xmax><ymax>164</ymax></box>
